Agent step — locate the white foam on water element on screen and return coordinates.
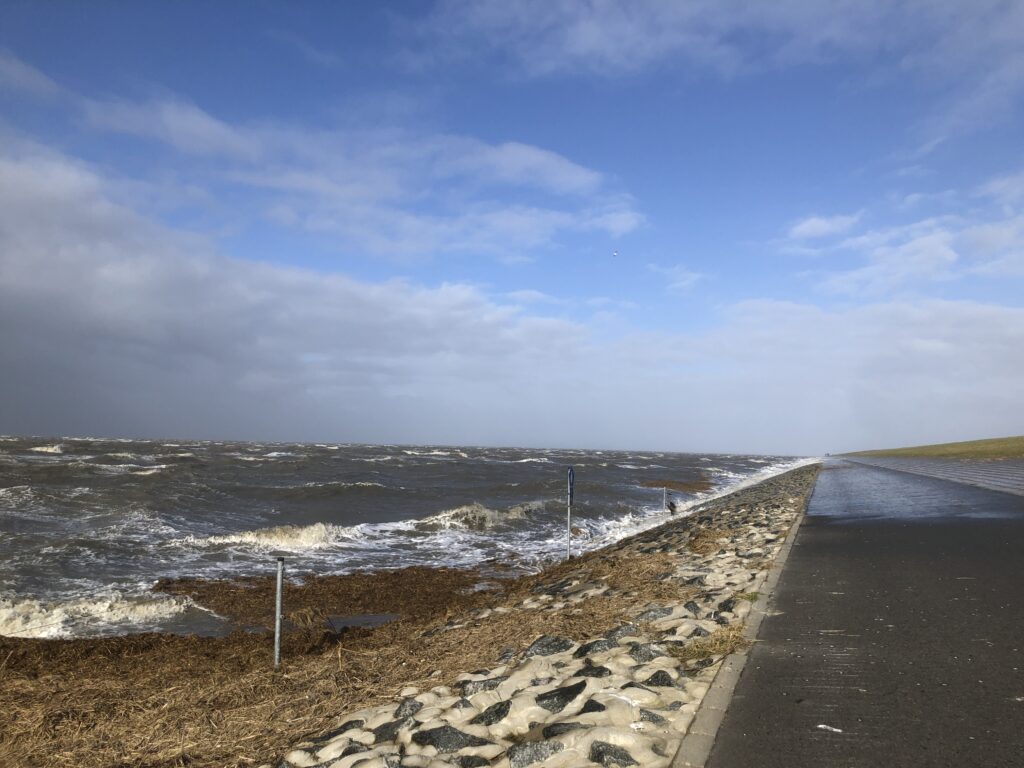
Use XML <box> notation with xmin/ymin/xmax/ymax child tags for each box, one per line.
<box><xmin>301</xmin><ymin>481</ymin><xmax>385</xmax><ymax>489</ymax></box>
<box><xmin>189</xmin><ymin>521</ymin><xmax>356</xmax><ymax>551</ymax></box>
<box><xmin>29</xmin><ymin>444</ymin><xmax>63</xmax><ymax>454</ymax></box>
<box><xmin>0</xmin><ymin>590</ymin><xmax>191</xmax><ymax>639</ymax></box>
<box><xmin>565</xmin><ymin>456</ymin><xmax>821</xmax><ymax>555</ymax></box>
<box><xmin>402</xmin><ymin>449</ymin><xmax>470</xmax><ymax>458</ymax></box>
<box><xmin>93</xmin><ymin>463</ymin><xmax>169</xmax><ymax>475</ymax></box>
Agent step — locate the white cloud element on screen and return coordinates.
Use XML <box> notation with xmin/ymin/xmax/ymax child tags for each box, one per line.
<box><xmin>267</xmin><ymin>29</ymin><xmax>343</xmax><ymax>68</ymax></box>
<box><xmin>2</xmin><ymin>144</ymin><xmax>1023</xmax><ymax>453</ymax></box>
<box><xmin>505</xmin><ymin>289</ymin><xmax>559</xmax><ymax>304</ymax></box>
<box><xmin>788</xmin><ymin>211</ymin><xmax>863</xmax><ymax>240</ymax></box>
<box><xmin>83</xmin><ymin>98</ymin><xmax>261</xmax><ymax>158</ymax></box>
<box><xmin>648</xmin><ymin>263</ymin><xmax>701</xmax><ymax>293</ymax></box>
<box><xmin>0</xmin><ymin>49</ymin><xmax>59</xmax><ymax>96</ymax></box>
<box><xmin>75</xmin><ymin>92</ymin><xmax>640</xmax><ymax>258</ymax></box>
<box><xmin>422</xmin><ymin>1</ymin><xmax>1024</xmax><ymax>146</ymax></box>
<box><xmin>977</xmin><ymin>168</ymin><xmax>1024</xmax><ymax>204</ymax></box>
<box><xmin>822</xmin><ymin>230</ymin><xmax>959</xmax><ymax>296</ymax></box>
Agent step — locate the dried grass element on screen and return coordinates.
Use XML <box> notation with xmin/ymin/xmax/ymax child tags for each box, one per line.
<box><xmin>0</xmin><ymin>551</ymin><xmax>691</xmax><ymax>768</ymax></box>
<box><xmin>665</xmin><ymin>625</ymin><xmax>749</xmax><ymax>662</ymax></box>
<box><xmin>686</xmin><ymin>527</ymin><xmax>730</xmax><ymax>555</ymax></box>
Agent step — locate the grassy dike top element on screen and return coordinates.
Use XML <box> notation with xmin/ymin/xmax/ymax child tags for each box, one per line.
<box><xmin>846</xmin><ymin>434</ymin><xmax>1024</xmax><ymax>460</ymax></box>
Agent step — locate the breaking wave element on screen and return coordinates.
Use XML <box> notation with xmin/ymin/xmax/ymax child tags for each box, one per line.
<box><xmin>190</xmin><ymin>521</ymin><xmax>354</xmax><ymax>551</ymax></box>
<box><xmin>29</xmin><ymin>444</ymin><xmax>63</xmax><ymax>454</ymax></box>
<box><xmin>0</xmin><ymin>591</ymin><xmax>191</xmax><ymax>639</ymax></box>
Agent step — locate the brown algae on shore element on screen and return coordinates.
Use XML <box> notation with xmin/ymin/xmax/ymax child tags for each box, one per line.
<box><xmin>0</xmin><ymin>464</ymin><xmax>819</xmax><ymax>768</ymax></box>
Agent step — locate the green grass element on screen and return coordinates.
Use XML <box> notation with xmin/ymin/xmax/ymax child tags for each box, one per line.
<box><xmin>846</xmin><ymin>435</ymin><xmax>1024</xmax><ymax>460</ymax></box>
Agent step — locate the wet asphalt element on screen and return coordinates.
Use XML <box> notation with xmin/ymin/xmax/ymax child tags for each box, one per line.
<box><xmin>705</xmin><ymin>459</ymin><xmax>1024</xmax><ymax>768</ymax></box>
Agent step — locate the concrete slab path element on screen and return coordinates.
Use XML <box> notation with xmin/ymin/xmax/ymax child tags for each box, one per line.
<box><xmin>704</xmin><ymin>459</ymin><xmax>1024</xmax><ymax>768</ymax></box>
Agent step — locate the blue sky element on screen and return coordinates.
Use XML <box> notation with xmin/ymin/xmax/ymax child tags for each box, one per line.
<box><xmin>1</xmin><ymin>1</ymin><xmax>1023</xmax><ymax>454</ymax></box>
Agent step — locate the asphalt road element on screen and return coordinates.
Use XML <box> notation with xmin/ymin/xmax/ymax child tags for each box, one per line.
<box><xmin>705</xmin><ymin>459</ymin><xmax>1024</xmax><ymax>768</ymax></box>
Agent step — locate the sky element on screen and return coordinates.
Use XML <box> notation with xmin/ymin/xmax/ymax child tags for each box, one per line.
<box><xmin>1</xmin><ymin>1</ymin><xmax>1023</xmax><ymax>456</ymax></box>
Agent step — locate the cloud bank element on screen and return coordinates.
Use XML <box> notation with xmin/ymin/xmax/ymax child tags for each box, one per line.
<box><xmin>3</xmin><ymin>138</ymin><xmax>1023</xmax><ymax>454</ymax></box>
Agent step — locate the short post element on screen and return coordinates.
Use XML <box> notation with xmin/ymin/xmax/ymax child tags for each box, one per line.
<box><xmin>274</xmin><ymin>557</ymin><xmax>284</xmax><ymax>668</ymax></box>
<box><xmin>566</xmin><ymin>466</ymin><xmax>575</xmax><ymax>560</ymax></box>
<box><xmin>663</xmin><ymin>486</ymin><xmax>668</xmax><ymax>512</ymax></box>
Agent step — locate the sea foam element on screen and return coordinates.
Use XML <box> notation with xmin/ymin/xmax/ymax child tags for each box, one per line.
<box><xmin>0</xmin><ymin>591</ymin><xmax>190</xmax><ymax>639</ymax></box>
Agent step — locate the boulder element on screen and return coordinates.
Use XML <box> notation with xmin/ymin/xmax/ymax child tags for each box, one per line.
<box><xmin>411</xmin><ymin>725</ymin><xmax>492</xmax><ymax>753</ymax></box>
<box><xmin>524</xmin><ymin>635</ymin><xmax>574</xmax><ymax>657</ymax></box>
<box><xmin>536</xmin><ymin>680</ymin><xmax>587</xmax><ymax>713</ymax></box>
<box><xmin>589</xmin><ymin>741</ymin><xmax>639</xmax><ymax>767</ymax></box>
<box><xmin>507</xmin><ymin>740</ymin><xmax>564</xmax><ymax>768</ymax></box>
<box><xmin>469</xmin><ymin>700</ymin><xmax>511</xmax><ymax>726</ymax></box>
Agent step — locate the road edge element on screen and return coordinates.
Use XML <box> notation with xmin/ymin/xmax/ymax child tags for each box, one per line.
<box><xmin>670</xmin><ymin>470</ymin><xmax>816</xmax><ymax>768</ymax></box>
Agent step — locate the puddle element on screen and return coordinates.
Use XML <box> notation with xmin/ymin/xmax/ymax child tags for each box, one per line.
<box><xmin>326</xmin><ymin>613</ymin><xmax>399</xmax><ymax>631</ymax></box>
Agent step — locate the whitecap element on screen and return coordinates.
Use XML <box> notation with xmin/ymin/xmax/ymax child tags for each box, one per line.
<box><xmin>0</xmin><ymin>590</ymin><xmax>190</xmax><ymax>639</ymax></box>
<box><xmin>30</xmin><ymin>444</ymin><xmax>63</xmax><ymax>454</ymax></box>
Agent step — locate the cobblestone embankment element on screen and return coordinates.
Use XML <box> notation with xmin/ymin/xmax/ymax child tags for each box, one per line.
<box><xmin>265</xmin><ymin>464</ymin><xmax>821</xmax><ymax>768</ymax></box>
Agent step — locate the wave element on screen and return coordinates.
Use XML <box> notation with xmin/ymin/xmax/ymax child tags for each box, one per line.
<box><xmin>0</xmin><ymin>590</ymin><xmax>191</xmax><ymax>639</ymax></box>
<box><xmin>92</xmin><ymin>463</ymin><xmax>169</xmax><ymax>475</ymax></box>
<box><xmin>414</xmin><ymin>502</ymin><xmax>535</xmax><ymax>531</ymax></box>
<box><xmin>181</xmin><ymin>498</ymin><xmax>547</xmax><ymax>555</ymax></box>
<box><xmin>402</xmin><ymin>449</ymin><xmax>469</xmax><ymax>458</ymax></box>
<box><xmin>189</xmin><ymin>521</ymin><xmax>355</xmax><ymax>552</ymax></box>
<box><xmin>29</xmin><ymin>444</ymin><xmax>63</xmax><ymax>454</ymax></box>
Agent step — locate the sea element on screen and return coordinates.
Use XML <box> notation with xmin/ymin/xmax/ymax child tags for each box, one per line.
<box><xmin>0</xmin><ymin>436</ymin><xmax>814</xmax><ymax>639</ymax></box>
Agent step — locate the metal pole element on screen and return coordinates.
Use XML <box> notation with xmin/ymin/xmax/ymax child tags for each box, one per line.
<box><xmin>274</xmin><ymin>557</ymin><xmax>284</xmax><ymax>668</ymax></box>
<box><xmin>566</xmin><ymin>467</ymin><xmax>574</xmax><ymax>560</ymax></box>
<box><xmin>663</xmin><ymin>486</ymin><xmax>667</xmax><ymax>512</ymax></box>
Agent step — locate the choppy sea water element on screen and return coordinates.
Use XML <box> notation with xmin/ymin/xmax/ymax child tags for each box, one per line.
<box><xmin>0</xmin><ymin>436</ymin><xmax>814</xmax><ymax>639</ymax></box>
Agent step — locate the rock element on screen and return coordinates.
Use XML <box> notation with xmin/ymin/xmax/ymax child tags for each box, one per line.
<box><xmin>542</xmin><ymin>722</ymin><xmax>586</xmax><ymax>739</ymax></box>
<box><xmin>411</xmin><ymin>725</ymin><xmax>492</xmax><ymax>753</ymax></box>
<box><xmin>589</xmin><ymin>741</ymin><xmax>639</xmax><ymax>767</ymax></box>
<box><xmin>524</xmin><ymin>635</ymin><xmax>574</xmax><ymax>657</ymax></box>
<box><xmin>469</xmin><ymin>700</ymin><xmax>511</xmax><ymax>726</ymax></box>
<box><xmin>497</xmin><ymin>647</ymin><xmax>516</xmax><ymax>663</ymax></box>
<box><xmin>308</xmin><ymin>719</ymin><xmax>365</xmax><ymax>745</ymax></box>
<box><xmin>643</xmin><ymin>670</ymin><xmax>676</xmax><ymax>687</ymax></box>
<box><xmin>372</xmin><ymin>717</ymin><xmax>413</xmax><ymax>744</ymax></box>
<box><xmin>640</xmin><ymin>708</ymin><xmax>666</xmax><ymax>723</ymax></box>
<box><xmin>683</xmin><ymin>600</ymin><xmax>703</xmax><ymax>615</ymax></box>
<box><xmin>573</xmin><ymin>638</ymin><xmax>615</xmax><ymax>658</ymax></box>
<box><xmin>621</xmin><ymin>682</ymin><xmax>654</xmax><ymax>693</ymax></box>
<box><xmin>535</xmin><ymin>679</ymin><xmax>587</xmax><ymax>713</ymax></box>
<box><xmin>604</xmin><ymin>624</ymin><xmax>638</xmax><ymax>642</ymax></box>
<box><xmin>458</xmin><ymin>757</ymin><xmax>490</xmax><ymax>768</ymax></box>
<box><xmin>394</xmin><ymin>698</ymin><xmax>423</xmax><ymax>719</ymax></box>
<box><xmin>507</xmin><ymin>740</ymin><xmax>564</xmax><ymax>768</ymax></box>
<box><xmin>627</xmin><ymin>643</ymin><xmax>665</xmax><ymax>663</ymax></box>
<box><xmin>341</xmin><ymin>744</ymin><xmax>369</xmax><ymax>757</ymax></box>
<box><xmin>459</xmin><ymin>676</ymin><xmax>508</xmax><ymax>696</ymax></box>
<box><xmin>718</xmin><ymin>597</ymin><xmax>738</xmax><ymax>613</ymax></box>
<box><xmin>574</xmin><ymin>664</ymin><xmax>611</xmax><ymax>678</ymax></box>
<box><xmin>635</xmin><ymin>606</ymin><xmax>673</xmax><ymax>622</ymax></box>
<box><xmin>453</xmin><ymin>698</ymin><xmax>474</xmax><ymax>709</ymax></box>
<box><xmin>580</xmin><ymin>699</ymin><xmax>606</xmax><ymax>713</ymax></box>
<box><xmin>689</xmin><ymin>626</ymin><xmax>711</xmax><ymax>638</ymax></box>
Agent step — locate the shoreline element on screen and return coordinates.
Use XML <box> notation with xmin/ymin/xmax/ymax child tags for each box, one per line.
<box><xmin>0</xmin><ymin>464</ymin><xmax>820</xmax><ymax>768</ymax></box>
